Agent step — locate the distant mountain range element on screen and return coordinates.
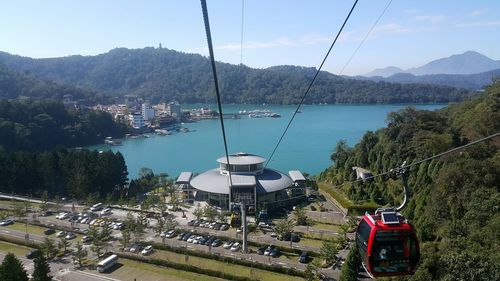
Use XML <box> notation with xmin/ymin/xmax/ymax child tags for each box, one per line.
<box><xmin>0</xmin><ymin>47</ymin><xmax>473</xmax><ymax>104</ymax></box>
<box><xmin>362</xmin><ymin>51</ymin><xmax>500</xmax><ymax>89</ymax></box>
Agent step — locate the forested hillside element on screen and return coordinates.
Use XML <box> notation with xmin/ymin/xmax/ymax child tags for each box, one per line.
<box><xmin>0</xmin><ymin>149</ymin><xmax>128</xmax><ymax>200</ymax></box>
<box><xmin>0</xmin><ymin>100</ymin><xmax>126</xmax><ymax>151</ymax></box>
<box><xmin>320</xmin><ymin>81</ymin><xmax>500</xmax><ymax>280</ymax></box>
<box><xmin>0</xmin><ymin>48</ymin><xmax>472</xmax><ymax>104</ymax></box>
<box><xmin>0</xmin><ymin>63</ymin><xmax>107</xmax><ymax>103</ymax></box>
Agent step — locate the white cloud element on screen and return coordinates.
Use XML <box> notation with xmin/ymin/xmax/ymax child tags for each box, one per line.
<box><xmin>414</xmin><ymin>15</ymin><xmax>446</xmax><ymax>24</ymax></box>
<box><xmin>211</xmin><ymin>33</ymin><xmax>338</xmax><ymax>52</ymax></box>
<box><xmin>469</xmin><ymin>8</ymin><xmax>489</xmax><ymax>17</ymax></box>
<box><xmin>455</xmin><ymin>20</ymin><xmax>500</xmax><ymax>28</ymax></box>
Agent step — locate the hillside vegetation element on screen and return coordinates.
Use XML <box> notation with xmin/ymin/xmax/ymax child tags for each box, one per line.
<box><xmin>0</xmin><ymin>48</ymin><xmax>472</xmax><ymax>104</ymax></box>
<box><xmin>0</xmin><ymin>99</ymin><xmax>126</xmax><ymax>152</ymax></box>
<box><xmin>319</xmin><ymin>81</ymin><xmax>500</xmax><ymax>280</ymax></box>
<box><xmin>0</xmin><ymin>63</ymin><xmax>107</xmax><ymax>103</ymax></box>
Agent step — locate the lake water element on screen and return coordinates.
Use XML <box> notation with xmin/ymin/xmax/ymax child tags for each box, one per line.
<box><xmin>88</xmin><ymin>104</ymin><xmax>445</xmax><ymax>179</ymax></box>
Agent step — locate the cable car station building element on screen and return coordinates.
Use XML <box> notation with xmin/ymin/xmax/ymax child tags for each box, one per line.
<box><xmin>176</xmin><ymin>153</ymin><xmax>306</xmax><ymax>212</ymax></box>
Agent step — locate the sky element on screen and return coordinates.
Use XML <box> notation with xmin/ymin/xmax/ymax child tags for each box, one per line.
<box><xmin>1</xmin><ymin>0</ymin><xmax>499</xmax><ymax>75</ymax></box>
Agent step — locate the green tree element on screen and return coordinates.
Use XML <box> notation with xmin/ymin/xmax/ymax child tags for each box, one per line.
<box><xmin>320</xmin><ymin>240</ymin><xmax>338</xmax><ymax>266</ymax></box>
<box><xmin>164</xmin><ymin>213</ymin><xmax>178</xmax><ymax>230</ymax></box>
<box><xmin>41</xmin><ymin>238</ymin><xmax>57</xmax><ymax>259</ymax></box>
<box><xmin>339</xmin><ymin>244</ymin><xmax>360</xmax><ymax>281</ymax></box>
<box><xmin>193</xmin><ymin>206</ymin><xmax>204</xmax><ymax>221</ymax></box>
<box><xmin>39</xmin><ymin>191</ymin><xmax>50</xmax><ymax>214</ymax></box>
<box><xmin>88</xmin><ymin>227</ymin><xmax>105</xmax><ymax>258</ymax></box>
<box><xmin>120</xmin><ymin>228</ymin><xmax>131</xmax><ymax>250</ymax></box>
<box><xmin>59</xmin><ymin>237</ymin><xmax>71</xmax><ymax>253</ymax></box>
<box><xmin>32</xmin><ymin>255</ymin><xmax>52</xmax><ymax>281</ymax></box>
<box><xmin>203</xmin><ymin>205</ymin><xmax>217</xmax><ymax>222</ymax></box>
<box><xmin>274</xmin><ymin>217</ymin><xmax>295</xmax><ymax>241</ymax></box>
<box><xmin>72</xmin><ymin>242</ymin><xmax>87</xmax><ymax>268</ymax></box>
<box><xmin>292</xmin><ymin>206</ymin><xmax>308</xmax><ymax>225</ymax></box>
<box><xmin>0</xmin><ymin>253</ymin><xmax>29</xmax><ymax>281</ymax></box>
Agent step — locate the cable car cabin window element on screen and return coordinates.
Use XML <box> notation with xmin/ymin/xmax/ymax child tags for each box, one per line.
<box><xmin>372</xmin><ymin>231</ymin><xmax>417</xmax><ymax>274</ymax></box>
<box><xmin>356</xmin><ymin>219</ymin><xmax>371</xmax><ymax>250</ymax></box>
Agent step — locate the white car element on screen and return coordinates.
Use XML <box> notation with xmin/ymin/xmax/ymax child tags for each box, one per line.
<box><xmin>112</xmin><ymin>222</ymin><xmax>124</xmax><ymax>230</ymax></box>
<box><xmin>141</xmin><ymin>245</ymin><xmax>154</xmax><ymax>256</ymax></box>
<box><xmin>129</xmin><ymin>244</ymin><xmax>141</xmax><ymax>253</ymax></box>
<box><xmin>56</xmin><ymin>231</ymin><xmax>67</xmax><ymax>238</ymax></box>
<box><xmin>56</xmin><ymin>212</ymin><xmax>70</xmax><ymax>220</ymax></box>
<box><xmin>164</xmin><ymin>229</ymin><xmax>176</xmax><ymax>238</ymax></box>
<box><xmin>223</xmin><ymin>241</ymin><xmax>233</xmax><ymax>249</ymax></box>
<box><xmin>187</xmin><ymin>235</ymin><xmax>197</xmax><ymax>243</ymax></box>
<box><xmin>230</xmin><ymin>242</ymin><xmax>241</xmax><ymax>252</ymax></box>
<box><xmin>100</xmin><ymin>208</ymin><xmax>112</xmax><ymax>216</ymax></box>
<box><xmin>0</xmin><ymin>219</ymin><xmax>14</xmax><ymax>226</ymax></box>
<box><xmin>193</xmin><ymin>236</ymin><xmax>204</xmax><ymax>244</ymax></box>
<box><xmin>65</xmin><ymin>232</ymin><xmax>76</xmax><ymax>239</ymax></box>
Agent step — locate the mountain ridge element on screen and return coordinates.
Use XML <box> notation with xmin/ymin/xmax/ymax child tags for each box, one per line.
<box><xmin>0</xmin><ymin>47</ymin><xmax>472</xmax><ymax>104</ymax></box>
<box><xmin>364</xmin><ymin>51</ymin><xmax>500</xmax><ymax>77</ymax></box>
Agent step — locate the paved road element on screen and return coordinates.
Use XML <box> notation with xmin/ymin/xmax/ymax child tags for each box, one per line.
<box><xmin>0</xmin><ymin>226</ymin><xmax>45</xmax><ymax>243</ymax></box>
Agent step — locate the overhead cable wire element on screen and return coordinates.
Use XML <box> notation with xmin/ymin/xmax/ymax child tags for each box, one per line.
<box><xmin>200</xmin><ymin>0</ymin><xmax>233</xmax><ymax>187</ymax></box>
<box><xmin>237</xmin><ymin>0</ymin><xmax>245</xmax><ymax>151</ymax></box>
<box><xmin>265</xmin><ymin>0</ymin><xmax>359</xmax><ymax>168</ymax></box>
<box><xmin>338</xmin><ymin>0</ymin><xmax>393</xmax><ymax>75</ymax></box>
<box><xmin>328</xmin><ymin>131</ymin><xmax>500</xmax><ymax>190</ymax></box>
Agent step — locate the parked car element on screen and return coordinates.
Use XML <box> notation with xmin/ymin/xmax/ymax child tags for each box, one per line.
<box><xmin>211</xmin><ymin>239</ymin><xmax>222</xmax><ymax>247</ymax></box>
<box><xmin>181</xmin><ymin>232</ymin><xmax>191</xmax><ymax>241</ymax></box>
<box><xmin>165</xmin><ymin>229</ymin><xmax>176</xmax><ymax>238</ymax></box>
<box><xmin>223</xmin><ymin>241</ymin><xmax>233</xmax><ymax>249</ymax></box>
<box><xmin>191</xmin><ymin>236</ymin><xmax>201</xmax><ymax>244</ymax></box>
<box><xmin>270</xmin><ymin>248</ymin><xmax>280</xmax><ymax>258</ymax></box>
<box><xmin>230</xmin><ymin>242</ymin><xmax>241</xmax><ymax>252</ymax></box>
<box><xmin>25</xmin><ymin>249</ymin><xmax>40</xmax><ymax>259</ymax></box>
<box><xmin>141</xmin><ymin>245</ymin><xmax>154</xmax><ymax>256</ymax></box>
<box><xmin>0</xmin><ymin>219</ymin><xmax>14</xmax><ymax>226</ymax></box>
<box><xmin>112</xmin><ymin>222</ymin><xmax>124</xmax><ymax>230</ymax></box>
<box><xmin>90</xmin><ymin>203</ymin><xmax>103</xmax><ymax>212</ymax></box>
<box><xmin>220</xmin><ymin>224</ymin><xmax>230</xmax><ymax>231</ymax></box>
<box><xmin>264</xmin><ymin>245</ymin><xmax>275</xmax><ymax>256</ymax></box>
<box><xmin>186</xmin><ymin>234</ymin><xmax>197</xmax><ymax>243</ymax></box>
<box><xmin>257</xmin><ymin>246</ymin><xmax>266</xmax><ymax>255</ymax></box>
<box><xmin>129</xmin><ymin>244</ymin><xmax>141</xmax><ymax>253</ymax></box>
<box><xmin>82</xmin><ymin>236</ymin><xmax>92</xmax><ymax>243</ymax></box>
<box><xmin>205</xmin><ymin>236</ymin><xmax>216</xmax><ymax>246</ymax></box>
<box><xmin>198</xmin><ymin>236</ymin><xmax>208</xmax><ymax>245</ymax></box>
<box><xmin>65</xmin><ymin>232</ymin><xmax>76</xmax><ymax>239</ymax></box>
<box><xmin>44</xmin><ymin>228</ymin><xmax>55</xmax><ymax>235</ymax></box>
<box><xmin>177</xmin><ymin>232</ymin><xmax>187</xmax><ymax>240</ymax></box>
<box><xmin>56</xmin><ymin>231</ymin><xmax>67</xmax><ymax>238</ymax></box>
<box><xmin>299</xmin><ymin>251</ymin><xmax>310</xmax><ymax>263</ymax></box>
<box><xmin>101</xmin><ymin>208</ymin><xmax>112</xmax><ymax>216</ymax></box>
<box><xmin>56</xmin><ymin>212</ymin><xmax>70</xmax><ymax>220</ymax></box>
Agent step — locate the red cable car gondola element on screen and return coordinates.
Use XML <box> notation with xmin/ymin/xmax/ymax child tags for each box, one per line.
<box><xmin>356</xmin><ymin>209</ymin><xmax>420</xmax><ymax>277</ymax></box>
<box><xmin>355</xmin><ymin>163</ymin><xmax>420</xmax><ymax>278</ymax></box>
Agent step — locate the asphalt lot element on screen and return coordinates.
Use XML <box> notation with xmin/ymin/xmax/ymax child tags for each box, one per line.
<box><xmin>1</xmin><ymin>193</ymin><xmax>351</xmax><ymax>280</ymax></box>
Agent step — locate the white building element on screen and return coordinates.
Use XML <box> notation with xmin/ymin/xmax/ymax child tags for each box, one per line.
<box><xmin>141</xmin><ymin>103</ymin><xmax>155</xmax><ymax>121</ymax></box>
<box><xmin>177</xmin><ymin>152</ymin><xmax>306</xmax><ymax>212</ymax></box>
<box><xmin>130</xmin><ymin>114</ymin><xmax>145</xmax><ymax>129</ymax></box>
<box><xmin>167</xmin><ymin>102</ymin><xmax>181</xmax><ymax>119</ymax></box>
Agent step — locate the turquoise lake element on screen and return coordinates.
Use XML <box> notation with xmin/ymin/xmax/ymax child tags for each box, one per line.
<box><xmin>89</xmin><ymin>104</ymin><xmax>445</xmax><ymax>179</ymax></box>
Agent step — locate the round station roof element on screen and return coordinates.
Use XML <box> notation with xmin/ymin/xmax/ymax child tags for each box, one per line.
<box><xmin>190</xmin><ymin>168</ymin><xmax>293</xmax><ymax>195</ymax></box>
<box><xmin>216</xmin><ymin>152</ymin><xmax>266</xmax><ymax>165</ymax></box>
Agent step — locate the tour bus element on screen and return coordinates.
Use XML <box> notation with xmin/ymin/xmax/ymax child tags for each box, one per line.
<box><xmin>96</xmin><ymin>254</ymin><xmax>118</xmax><ymax>273</ymax></box>
<box><xmin>90</xmin><ymin>202</ymin><xmax>103</xmax><ymax>212</ymax></box>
